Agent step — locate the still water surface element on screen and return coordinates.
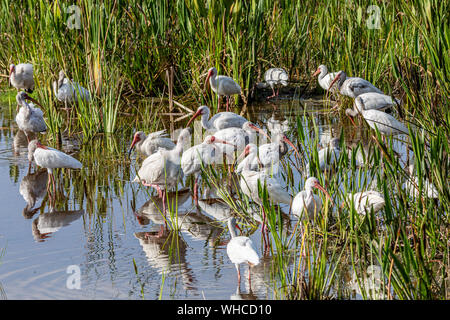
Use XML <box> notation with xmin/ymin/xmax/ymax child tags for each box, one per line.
<box><xmin>0</xmin><ymin>96</ymin><xmax>409</xmax><ymax>299</ymax></box>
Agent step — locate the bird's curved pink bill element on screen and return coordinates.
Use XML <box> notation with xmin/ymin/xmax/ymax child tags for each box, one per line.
<box><xmin>314</xmin><ymin>182</ymin><xmax>334</xmax><ymax>205</ymax></box>
<box><xmin>283</xmin><ymin>135</ymin><xmax>301</xmax><ymax>160</ymax></box>
<box><xmin>128</xmin><ymin>134</ymin><xmax>140</xmax><ymax>157</ymax></box>
<box><xmin>187</xmin><ymin>108</ymin><xmax>204</xmax><ymax>127</ymax></box>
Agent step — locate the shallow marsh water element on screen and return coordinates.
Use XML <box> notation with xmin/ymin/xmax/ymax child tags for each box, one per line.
<box><xmin>0</xmin><ymin>93</ymin><xmax>413</xmax><ymax>300</ymax></box>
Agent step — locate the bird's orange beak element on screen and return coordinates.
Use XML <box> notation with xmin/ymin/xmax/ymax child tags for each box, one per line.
<box><xmin>312</xmin><ymin>68</ymin><xmax>321</xmax><ymax>77</ymax></box>
<box><xmin>248</xmin><ymin>123</ymin><xmax>271</xmax><ymax>141</ymax></box>
<box><xmin>314</xmin><ymin>182</ymin><xmax>333</xmax><ymax>205</ymax></box>
<box><xmin>9</xmin><ymin>65</ymin><xmax>14</xmax><ymax>76</ymax></box>
<box><xmin>128</xmin><ymin>134</ymin><xmax>140</xmax><ymax>156</ymax></box>
<box><xmin>204</xmin><ymin>70</ymin><xmax>212</xmax><ymax>92</ymax></box>
<box><xmin>328</xmin><ymin>73</ymin><xmax>341</xmax><ymax>93</ymax></box>
<box><xmin>187</xmin><ymin>108</ymin><xmax>203</xmax><ymax>127</ymax></box>
<box><xmin>347</xmin><ymin>114</ymin><xmax>357</xmax><ymax>127</ymax></box>
<box><xmin>283</xmin><ymin>135</ymin><xmax>301</xmax><ymax>160</ymax></box>
<box><xmin>213</xmin><ymin>137</ymin><xmax>235</xmax><ymax>147</ymax></box>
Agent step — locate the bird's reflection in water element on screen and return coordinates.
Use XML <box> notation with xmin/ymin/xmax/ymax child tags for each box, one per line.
<box><xmin>134</xmin><ymin>230</ymin><xmax>196</xmax><ymax>291</ymax></box>
<box><xmin>31</xmin><ymin>207</ymin><xmax>84</xmax><ymax>242</ymax></box>
<box><xmin>13</xmin><ymin>130</ymin><xmax>36</xmax><ymax>157</ymax></box>
<box><xmin>19</xmin><ymin>168</ymin><xmax>48</xmax><ymax>219</ymax></box>
<box><xmin>230</xmin><ymin>285</ymin><xmax>258</xmax><ymax>300</ymax></box>
<box><xmin>135</xmin><ymin>188</ymin><xmax>224</xmax><ymax>247</ymax></box>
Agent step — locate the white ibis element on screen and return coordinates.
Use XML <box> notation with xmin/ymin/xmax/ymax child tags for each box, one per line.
<box><xmin>226</xmin><ymin>217</ymin><xmax>260</xmax><ymax>284</ymax></box>
<box><xmin>256</xmin><ymin>129</ymin><xmax>301</xmax><ymax>172</ymax></box>
<box><xmin>266</xmin><ymin>114</ymin><xmax>289</xmax><ymax>134</ymax></box>
<box><xmin>313</xmin><ymin>65</ymin><xmax>338</xmax><ymax>92</ymax></box>
<box><xmin>128</xmin><ymin>130</ymin><xmax>175</xmax><ymax>157</ymax></box>
<box><xmin>52</xmin><ymin>70</ymin><xmax>91</xmax><ymax>106</ymax></box>
<box><xmin>9</xmin><ymin>63</ymin><xmax>34</xmax><ymax>93</ymax></box>
<box><xmin>27</xmin><ymin>140</ymin><xmax>82</xmax><ymax>199</ymax></box>
<box><xmin>213</xmin><ymin>121</ymin><xmax>267</xmax><ymax>161</ymax></box>
<box><xmin>187</xmin><ymin>105</ymin><xmax>248</xmax><ymax>131</ymax></box>
<box><xmin>181</xmin><ymin>135</ymin><xmax>235</xmax><ymax>204</ymax></box>
<box><xmin>292</xmin><ymin>177</ymin><xmax>332</xmax><ymax>221</ymax></box>
<box><xmin>263</xmin><ymin>67</ymin><xmax>289</xmax><ymax>99</ymax></box>
<box><xmin>15</xmin><ymin>92</ymin><xmax>46</xmax><ymax>143</ymax></box>
<box><xmin>355</xmin><ymin>92</ymin><xmax>401</xmax><ymax>113</ymax></box>
<box><xmin>205</xmin><ymin>67</ymin><xmax>241</xmax><ymax>112</ymax></box>
<box><xmin>306</xmin><ymin>137</ymin><xmax>340</xmax><ymax>174</ymax></box>
<box><xmin>346</xmin><ymin>96</ymin><xmax>409</xmax><ymax>136</ymax></box>
<box><xmin>402</xmin><ymin>164</ymin><xmax>439</xmax><ymax>199</ymax></box>
<box><xmin>345</xmin><ymin>191</ymin><xmax>385</xmax><ymax>215</ymax></box>
<box><xmin>329</xmin><ymin>71</ymin><xmax>383</xmax><ymax>98</ymax></box>
<box><xmin>239</xmin><ymin>144</ymin><xmax>292</xmax><ymax>250</ymax></box>
<box><xmin>132</xmin><ymin>128</ymin><xmax>192</xmax><ymax>212</ymax></box>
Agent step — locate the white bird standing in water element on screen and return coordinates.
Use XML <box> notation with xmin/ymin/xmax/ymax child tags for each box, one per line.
<box><xmin>213</xmin><ymin>121</ymin><xmax>267</xmax><ymax>161</ymax></box>
<box><xmin>345</xmin><ymin>191</ymin><xmax>385</xmax><ymax>216</ymax></box>
<box><xmin>128</xmin><ymin>130</ymin><xmax>175</xmax><ymax>157</ymax></box>
<box><xmin>133</xmin><ymin>128</ymin><xmax>192</xmax><ymax>212</ymax></box>
<box><xmin>205</xmin><ymin>67</ymin><xmax>241</xmax><ymax>112</ymax></box>
<box><xmin>238</xmin><ymin>144</ymin><xmax>292</xmax><ymax>250</ymax></box>
<box><xmin>187</xmin><ymin>105</ymin><xmax>248</xmax><ymax>131</ymax></box>
<box><xmin>292</xmin><ymin>177</ymin><xmax>332</xmax><ymax>221</ymax></box>
<box><xmin>9</xmin><ymin>63</ymin><xmax>34</xmax><ymax>93</ymax></box>
<box><xmin>346</xmin><ymin>96</ymin><xmax>409</xmax><ymax>136</ymax></box>
<box><xmin>263</xmin><ymin>67</ymin><xmax>289</xmax><ymax>99</ymax></box>
<box><xmin>52</xmin><ymin>70</ymin><xmax>90</xmax><ymax>106</ymax></box>
<box><xmin>355</xmin><ymin>92</ymin><xmax>401</xmax><ymax>113</ymax></box>
<box><xmin>313</xmin><ymin>65</ymin><xmax>339</xmax><ymax>92</ymax></box>
<box><xmin>226</xmin><ymin>217</ymin><xmax>260</xmax><ymax>284</ymax></box>
<box><xmin>27</xmin><ymin>140</ymin><xmax>82</xmax><ymax>199</ymax></box>
<box><xmin>181</xmin><ymin>135</ymin><xmax>235</xmax><ymax>204</ymax></box>
<box><xmin>306</xmin><ymin>138</ymin><xmax>340</xmax><ymax>174</ymax></box>
<box><xmin>402</xmin><ymin>164</ymin><xmax>439</xmax><ymax>199</ymax></box>
<box><xmin>329</xmin><ymin>70</ymin><xmax>383</xmax><ymax>98</ymax></box>
<box><xmin>15</xmin><ymin>92</ymin><xmax>46</xmax><ymax>143</ymax></box>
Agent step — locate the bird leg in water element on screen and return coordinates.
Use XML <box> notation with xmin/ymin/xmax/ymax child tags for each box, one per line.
<box><xmin>235</xmin><ymin>264</ymin><xmax>241</xmax><ymax>284</ymax></box>
<box><xmin>267</xmin><ymin>87</ymin><xmax>277</xmax><ymax>100</ymax></box>
<box><xmin>260</xmin><ymin>205</ymin><xmax>270</xmax><ymax>255</ymax></box>
<box><xmin>193</xmin><ymin>176</ymin><xmax>199</xmax><ymax>206</ymax></box>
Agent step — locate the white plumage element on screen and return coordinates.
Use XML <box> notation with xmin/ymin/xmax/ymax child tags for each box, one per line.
<box><xmin>226</xmin><ymin>217</ymin><xmax>260</xmax><ymax>283</ymax></box>
<box><xmin>240</xmin><ymin>170</ymin><xmax>292</xmax><ymax>205</ymax></box>
<box><xmin>263</xmin><ymin>67</ymin><xmax>289</xmax><ymax>99</ymax></box>
<box><xmin>133</xmin><ymin>128</ymin><xmax>192</xmax><ymax>204</ymax></box>
<box><xmin>206</xmin><ymin>67</ymin><xmax>241</xmax><ymax>112</ymax></box>
<box><xmin>402</xmin><ymin>165</ymin><xmax>439</xmax><ymax>199</ymax></box>
<box><xmin>292</xmin><ymin>177</ymin><xmax>331</xmax><ymax>220</ymax></box>
<box><xmin>128</xmin><ymin>130</ymin><xmax>175</xmax><ymax>157</ymax></box>
<box><xmin>29</xmin><ymin>141</ymin><xmax>82</xmax><ymax>173</ymax></box>
<box><xmin>9</xmin><ymin>63</ymin><xmax>34</xmax><ymax>93</ymax></box>
<box><xmin>187</xmin><ymin>105</ymin><xmax>248</xmax><ymax>131</ymax></box>
<box><xmin>329</xmin><ymin>71</ymin><xmax>383</xmax><ymax>98</ymax></box>
<box><xmin>347</xmin><ymin>97</ymin><xmax>409</xmax><ymax>136</ymax></box>
<box><xmin>181</xmin><ymin>135</ymin><xmax>234</xmax><ymax>203</ymax></box>
<box><xmin>15</xmin><ymin>92</ymin><xmax>46</xmax><ymax>140</ymax></box>
<box><xmin>53</xmin><ymin>70</ymin><xmax>90</xmax><ymax>105</ymax></box>
<box><xmin>313</xmin><ymin>64</ymin><xmax>339</xmax><ymax>92</ymax></box>
<box><xmin>355</xmin><ymin>92</ymin><xmax>401</xmax><ymax>112</ymax></box>
<box><xmin>213</xmin><ymin>122</ymin><xmax>265</xmax><ymax>161</ymax></box>
<box><xmin>306</xmin><ymin>137</ymin><xmax>340</xmax><ymax>174</ymax></box>
<box><xmin>346</xmin><ymin>191</ymin><xmax>385</xmax><ymax>215</ymax></box>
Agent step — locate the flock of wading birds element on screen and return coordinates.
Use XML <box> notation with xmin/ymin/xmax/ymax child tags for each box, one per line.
<box><xmin>8</xmin><ymin>62</ymin><xmax>438</xmax><ymax>284</ymax></box>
